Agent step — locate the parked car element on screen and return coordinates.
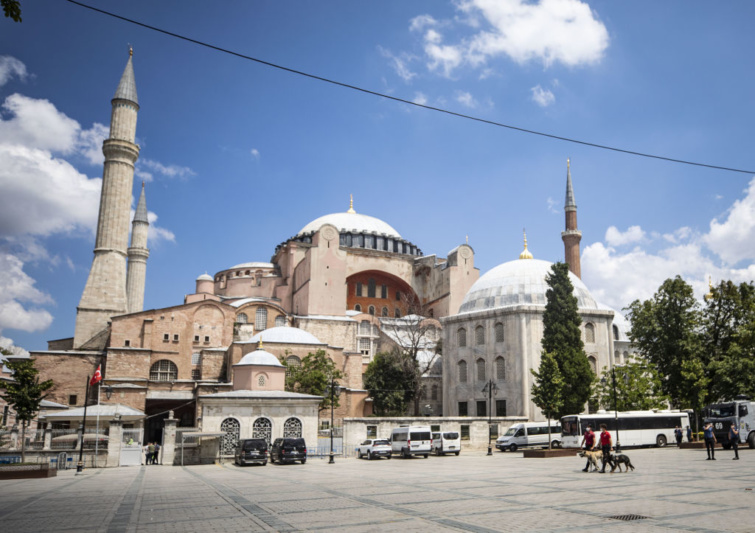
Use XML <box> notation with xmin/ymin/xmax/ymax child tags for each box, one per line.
<box><xmin>234</xmin><ymin>438</ymin><xmax>268</xmax><ymax>466</ymax></box>
<box><xmin>431</xmin><ymin>432</ymin><xmax>461</xmax><ymax>456</ymax></box>
<box><xmin>390</xmin><ymin>426</ymin><xmax>432</xmax><ymax>458</ymax></box>
<box><xmin>357</xmin><ymin>439</ymin><xmax>392</xmax><ymax>460</ymax></box>
<box><xmin>270</xmin><ymin>438</ymin><xmax>307</xmax><ymax>464</ymax></box>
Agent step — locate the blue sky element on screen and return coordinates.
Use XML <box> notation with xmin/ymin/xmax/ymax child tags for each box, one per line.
<box><xmin>1</xmin><ymin>1</ymin><xmax>754</xmax><ymax>352</ymax></box>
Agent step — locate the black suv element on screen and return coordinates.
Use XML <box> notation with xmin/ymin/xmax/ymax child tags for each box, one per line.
<box><xmin>270</xmin><ymin>438</ymin><xmax>307</xmax><ymax>464</ymax></box>
<box><xmin>234</xmin><ymin>438</ymin><xmax>268</xmax><ymax>466</ymax></box>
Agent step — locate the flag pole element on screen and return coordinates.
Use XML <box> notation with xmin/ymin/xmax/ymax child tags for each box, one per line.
<box><xmin>76</xmin><ymin>376</ymin><xmax>90</xmax><ymax>474</ymax></box>
<box><xmin>94</xmin><ymin>384</ymin><xmax>101</xmax><ymax>467</ymax></box>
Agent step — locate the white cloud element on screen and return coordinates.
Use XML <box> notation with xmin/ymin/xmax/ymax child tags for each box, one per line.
<box><xmin>704</xmin><ymin>178</ymin><xmax>755</xmax><ymax>265</ymax></box>
<box><xmin>546</xmin><ymin>197</ymin><xmax>559</xmax><ymax>214</ymax></box>
<box><xmin>0</xmin><ymin>56</ymin><xmax>27</xmax><ymax>87</ymax></box>
<box><xmin>251</xmin><ymin>148</ymin><xmax>260</xmax><ymax>159</ymax></box>
<box><xmin>0</xmin><ymin>93</ymin><xmax>81</xmax><ymax>153</ymax></box>
<box><xmin>530</xmin><ymin>85</ymin><xmax>555</xmax><ymax>107</ymax></box>
<box><xmin>456</xmin><ymin>90</ymin><xmax>478</xmax><ymax>108</ymax></box>
<box><xmin>410</xmin><ymin>14</ymin><xmax>438</xmax><ymax>32</ymax></box>
<box><xmin>147</xmin><ymin>211</ymin><xmax>175</xmax><ymax>245</ymax></box>
<box><xmin>138</xmin><ymin>158</ymin><xmax>195</xmax><ymax>181</ymax></box>
<box><xmin>77</xmin><ymin>122</ymin><xmax>109</xmax><ymax>166</ymax></box>
<box><xmin>0</xmin><ymin>335</ymin><xmax>30</xmax><ymax>357</ymax></box>
<box><xmin>413</xmin><ymin>92</ymin><xmax>428</xmax><ymax>106</ymax></box>
<box><xmin>605</xmin><ymin>225</ymin><xmax>645</xmax><ymax>247</ymax></box>
<box><xmin>423</xmin><ymin>29</ymin><xmax>464</xmax><ymax>77</ymax></box>
<box><xmin>0</xmin><ymin>251</ymin><xmax>54</xmax><ymax>333</ymax></box>
<box><xmin>378</xmin><ymin>46</ymin><xmax>417</xmax><ymax>83</ymax></box>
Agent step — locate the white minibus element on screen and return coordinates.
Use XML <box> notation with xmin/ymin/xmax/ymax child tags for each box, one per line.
<box><xmin>495</xmin><ymin>422</ymin><xmax>562</xmax><ymax>452</ymax></box>
<box><xmin>390</xmin><ymin>426</ymin><xmax>432</xmax><ymax>458</ymax></box>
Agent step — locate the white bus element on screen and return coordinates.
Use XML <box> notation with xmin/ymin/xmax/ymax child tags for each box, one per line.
<box><xmin>560</xmin><ymin>410</ymin><xmax>690</xmax><ymax>448</ymax></box>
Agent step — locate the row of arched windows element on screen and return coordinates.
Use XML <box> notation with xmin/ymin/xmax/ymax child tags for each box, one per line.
<box><xmin>457</xmin><ymin>323</ymin><xmax>505</xmax><ymax>347</ymax></box>
<box><xmin>236</xmin><ymin>310</ymin><xmax>286</xmax><ymax>330</ymax></box>
<box><xmin>458</xmin><ymin>357</ymin><xmax>506</xmax><ymax>383</ymax></box>
<box><xmin>219</xmin><ymin>416</ymin><xmax>303</xmax><ymax>455</ymax></box>
<box><xmin>354</xmin><ymin>304</ymin><xmax>401</xmax><ymax>317</ymax></box>
<box><xmin>422</xmin><ymin>384</ymin><xmax>439</xmax><ymax>401</ymax></box>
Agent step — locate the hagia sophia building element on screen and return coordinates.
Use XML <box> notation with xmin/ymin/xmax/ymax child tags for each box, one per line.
<box><xmin>31</xmin><ymin>53</ymin><xmax>634</xmax><ymax>444</ymax></box>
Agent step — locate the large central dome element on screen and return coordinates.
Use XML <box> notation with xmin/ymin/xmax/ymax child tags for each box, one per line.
<box><xmin>458</xmin><ymin>258</ymin><xmax>598</xmax><ymax>314</ymax></box>
<box><xmin>297</xmin><ymin>211</ymin><xmax>401</xmax><ymax>239</ymax></box>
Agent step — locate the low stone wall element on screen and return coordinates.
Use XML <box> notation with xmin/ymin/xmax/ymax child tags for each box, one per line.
<box><xmin>523</xmin><ymin>449</ymin><xmax>579</xmax><ymax>458</ymax></box>
<box><xmin>0</xmin><ymin>450</ymin><xmax>109</xmax><ymax>468</ymax></box>
<box><xmin>0</xmin><ymin>463</ymin><xmax>57</xmax><ymax>479</ymax></box>
<box><xmin>343</xmin><ymin>416</ymin><xmax>527</xmax><ymax>450</ymax></box>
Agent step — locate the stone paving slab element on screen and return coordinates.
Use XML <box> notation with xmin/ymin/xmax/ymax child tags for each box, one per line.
<box><xmin>0</xmin><ymin>447</ymin><xmax>751</xmax><ymax>532</ymax></box>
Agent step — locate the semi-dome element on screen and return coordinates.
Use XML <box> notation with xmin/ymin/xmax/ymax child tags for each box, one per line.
<box><xmin>459</xmin><ymin>258</ymin><xmax>598</xmax><ymax>314</ymax></box>
<box><xmin>236</xmin><ymin>348</ymin><xmax>283</xmax><ymax>367</ymax></box>
<box><xmin>297</xmin><ymin>211</ymin><xmax>401</xmax><ymax>239</ymax></box>
<box><xmin>251</xmin><ymin>327</ymin><xmax>324</xmax><ymax>345</ymax></box>
<box><xmin>196</xmin><ymin>273</ymin><xmax>213</xmax><ymax>281</ymax></box>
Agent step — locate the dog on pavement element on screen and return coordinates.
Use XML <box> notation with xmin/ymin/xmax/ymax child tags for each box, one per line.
<box><xmin>607</xmin><ymin>453</ymin><xmax>635</xmax><ymax>473</ymax></box>
<box><xmin>578</xmin><ymin>449</ymin><xmax>603</xmax><ymax>472</ymax></box>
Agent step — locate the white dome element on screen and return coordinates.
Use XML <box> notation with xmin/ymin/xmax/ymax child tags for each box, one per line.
<box><xmin>230</xmin><ymin>262</ymin><xmax>275</xmax><ymax>270</ymax></box>
<box><xmin>297</xmin><ymin>212</ymin><xmax>401</xmax><ymax>239</ymax></box>
<box><xmin>196</xmin><ymin>273</ymin><xmax>213</xmax><ymax>281</ymax></box>
<box><xmin>236</xmin><ymin>349</ymin><xmax>283</xmax><ymax>367</ymax></box>
<box><xmin>251</xmin><ymin>327</ymin><xmax>324</xmax><ymax>345</ymax></box>
<box><xmin>459</xmin><ymin>258</ymin><xmax>598</xmax><ymax>314</ymax></box>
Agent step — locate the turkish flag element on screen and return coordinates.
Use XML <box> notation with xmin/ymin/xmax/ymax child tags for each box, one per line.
<box><xmin>90</xmin><ymin>365</ymin><xmax>102</xmax><ymax>386</ymax></box>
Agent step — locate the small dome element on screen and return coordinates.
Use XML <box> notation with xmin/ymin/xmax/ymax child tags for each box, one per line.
<box><xmin>459</xmin><ymin>258</ymin><xmax>598</xmax><ymax>314</ymax></box>
<box><xmin>196</xmin><ymin>273</ymin><xmax>213</xmax><ymax>281</ymax></box>
<box><xmin>236</xmin><ymin>349</ymin><xmax>283</xmax><ymax>367</ymax></box>
<box><xmin>251</xmin><ymin>327</ymin><xmax>323</xmax><ymax>345</ymax></box>
<box><xmin>297</xmin><ymin>212</ymin><xmax>401</xmax><ymax>239</ymax></box>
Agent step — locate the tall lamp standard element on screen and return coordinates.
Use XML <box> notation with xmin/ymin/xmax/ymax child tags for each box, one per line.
<box><xmin>611</xmin><ymin>366</ymin><xmax>622</xmax><ymax>453</ymax></box>
<box><xmin>482</xmin><ymin>379</ymin><xmax>498</xmax><ymax>456</ymax></box>
<box><xmin>326</xmin><ymin>375</ymin><xmax>342</xmax><ymax>464</ymax></box>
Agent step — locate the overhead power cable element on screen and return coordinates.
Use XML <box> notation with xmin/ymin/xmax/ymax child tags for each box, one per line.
<box><xmin>67</xmin><ymin>0</ymin><xmax>755</xmax><ymax>175</ymax></box>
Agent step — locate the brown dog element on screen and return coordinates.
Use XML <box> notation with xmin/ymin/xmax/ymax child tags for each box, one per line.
<box><xmin>578</xmin><ymin>449</ymin><xmax>602</xmax><ymax>472</ymax></box>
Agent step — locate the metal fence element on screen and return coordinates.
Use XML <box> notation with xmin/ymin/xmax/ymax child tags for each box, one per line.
<box><xmin>310</xmin><ymin>438</ymin><xmax>357</xmax><ymax>458</ymax></box>
<box><xmin>176</xmin><ymin>427</ymin><xmax>201</xmax><ymax>447</ymax></box>
<box><xmin>25</xmin><ymin>429</ymin><xmax>46</xmax><ymax>450</ymax></box>
<box><xmin>51</xmin><ymin>428</ymin><xmax>79</xmax><ymax>450</ymax></box>
<box><xmin>121</xmin><ymin>428</ymin><xmax>143</xmax><ymax>446</ymax></box>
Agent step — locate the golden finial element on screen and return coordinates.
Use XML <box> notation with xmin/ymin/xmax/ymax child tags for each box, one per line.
<box><xmin>704</xmin><ymin>276</ymin><xmax>714</xmax><ymax>301</ymax></box>
<box><xmin>347</xmin><ymin>194</ymin><xmax>356</xmax><ymax>214</ymax></box>
<box><xmin>519</xmin><ymin>228</ymin><xmax>533</xmax><ymax>260</ymax></box>
<box><xmin>258</xmin><ymin>338</ymin><xmax>264</xmax><ymax>350</ymax></box>
<box><xmin>129</xmin><ymin>46</ymin><xmax>133</xmax><ymax>57</ymax></box>
<box><xmin>465</xmin><ymin>235</ymin><xmax>469</xmax><ymax>244</ymax></box>
<box><xmin>567</xmin><ymin>157</ymin><xmax>570</xmax><ymax>170</ymax></box>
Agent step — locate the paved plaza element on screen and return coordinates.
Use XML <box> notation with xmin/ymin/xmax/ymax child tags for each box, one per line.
<box><xmin>0</xmin><ymin>446</ymin><xmax>751</xmax><ymax>532</ymax></box>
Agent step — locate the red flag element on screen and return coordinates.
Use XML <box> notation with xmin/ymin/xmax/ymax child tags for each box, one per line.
<box><xmin>90</xmin><ymin>365</ymin><xmax>102</xmax><ymax>386</ymax></box>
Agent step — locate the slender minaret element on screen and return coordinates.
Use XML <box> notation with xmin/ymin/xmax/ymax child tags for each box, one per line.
<box><xmin>74</xmin><ymin>50</ymin><xmax>140</xmax><ymax>348</ymax></box>
<box><xmin>561</xmin><ymin>158</ymin><xmax>582</xmax><ymax>278</ymax></box>
<box><xmin>126</xmin><ymin>182</ymin><xmax>149</xmax><ymax>313</ymax></box>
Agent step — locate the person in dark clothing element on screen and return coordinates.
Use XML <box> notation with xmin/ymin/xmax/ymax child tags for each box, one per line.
<box><xmin>703</xmin><ymin>423</ymin><xmax>716</xmax><ymax>460</ymax></box>
<box><xmin>580</xmin><ymin>425</ymin><xmax>596</xmax><ymax>472</ymax></box>
<box><xmin>686</xmin><ymin>426</ymin><xmax>692</xmax><ymax>443</ymax></box>
<box><xmin>598</xmin><ymin>424</ymin><xmax>612</xmax><ymax>473</ymax></box>
<box><xmin>674</xmin><ymin>426</ymin><xmax>683</xmax><ymax>447</ymax></box>
<box><xmin>729</xmin><ymin>423</ymin><xmax>740</xmax><ymax>460</ymax></box>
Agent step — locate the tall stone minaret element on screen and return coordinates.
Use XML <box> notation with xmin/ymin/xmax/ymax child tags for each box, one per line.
<box><xmin>561</xmin><ymin>159</ymin><xmax>582</xmax><ymax>278</ymax></box>
<box><xmin>74</xmin><ymin>50</ymin><xmax>140</xmax><ymax>348</ymax></box>
<box><xmin>126</xmin><ymin>182</ymin><xmax>149</xmax><ymax>313</ymax></box>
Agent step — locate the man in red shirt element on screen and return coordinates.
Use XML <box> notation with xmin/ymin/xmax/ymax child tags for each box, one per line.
<box><xmin>580</xmin><ymin>425</ymin><xmax>596</xmax><ymax>472</ymax></box>
<box><xmin>599</xmin><ymin>424</ymin><xmax>613</xmax><ymax>473</ymax></box>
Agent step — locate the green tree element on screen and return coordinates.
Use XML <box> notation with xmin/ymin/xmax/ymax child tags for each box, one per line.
<box><xmin>0</xmin><ymin>356</ymin><xmax>53</xmax><ymax>462</ymax></box>
<box><xmin>541</xmin><ymin>262</ymin><xmax>594</xmax><ymax>417</ymax></box>
<box><xmin>2</xmin><ymin>0</ymin><xmax>21</xmax><ymax>22</ymax></box>
<box><xmin>363</xmin><ymin>351</ymin><xmax>416</xmax><ymax>416</ymax></box>
<box><xmin>530</xmin><ymin>351</ymin><xmax>564</xmax><ymax>449</ymax></box>
<box><xmin>591</xmin><ymin>361</ymin><xmax>668</xmax><ymax>411</ymax></box>
<box><xmin>281</xmin><ymin>349</ymin><xmax>343</xmax><ymax>412</ymax></box>
<box><xmin>626</xmin><ymin>276</ymin><xmax>701</xmax><ymax>407</ymax></box>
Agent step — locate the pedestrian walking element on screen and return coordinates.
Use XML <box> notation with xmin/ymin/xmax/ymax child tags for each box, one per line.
<box><xmin>598</xmin><ymin>424</ymin><xmax>612</xmax><ymax>473</ymax></box>
<box><xmin>729</xmin><ymin>423</ymin><xmax>739</xmax><ymax>460</ymax></box>
<box><xmin>147</xmin><ymin>442</ymin><xmax>155</xmax><ymax>464</ymax></box>
<box><xmin>686</xmin><ymin>425</ymin><xmax>692</xmax><ymax>443</ymax></box>
<box><xmin>580</xmin><ymin>425</ymin><xmax>596</xmax><ymax>472</ymax></box>
<box><xmin>703</xmin><ymin>423</ymin><xmax>716</xmax><ymax>460</ymax></box>
<box><xmin>674</xmin><ymin>426</ymin><xmax>683</xmax><ymax>447</ymax></box>
<box><xmin>153</xmin><ymin>442</ymin><xmax>161</xmax><ymax>464</ymax></box>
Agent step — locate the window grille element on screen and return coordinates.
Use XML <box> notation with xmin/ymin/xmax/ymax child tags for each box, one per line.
<box><xmin>237</xmin><ymin>313</ymin><xmax>248</xmax><ymax>324</ymax></box>
<box><xmin>283</xmin><ymin>417</ymin><xmax>302</xmax><ymax>438</ymax></box>
<box><xmin>150</xmin><ymin>360</ymin><xmax>178</xmax><ymax>382</ymax></box>
<box><xmin>220</xmin><ymin>418</ymin><xmax>240</xmax><ymax>455</ymax></box>
<box><xmin>286</xmin><ymin>356</ymin><xmax>301</xmax><ymax>378</ymax></box>
<box><xmin>477</xmin><ymin>358</ymin><xmax>486</xmax><ymax>381</ymax></box>
<box><xmin>477</xmin><ymin>400</ymin><xmax>487</xmax><ymax>417</ymax></box>
<box><xmin>192</xmin><ymin>352</ymin><xmax>201</xmax><ymax>365</ymax></box>
<box><xmin>360</xmin><ymin>338</ymin><xmax>370</xmax><ymax>355</ymax></box>
<box><xmin>458</xmin><ymin>360</ymin><xmax>467</xmax><ymax>383</ymax></box>
<box><xmin>495</xmin><ymin>323</ymin><xmax>504</xmax><ymax>343</ymax></box>
<box><xmin>258</xmin><ymin>375</ymin><xmax>266</xmax><ymax>387</ymax></box>
<box><xmin>496</xmin><ymin>400</ymin><xmax>507</xmax><ymax>417</ymax></box>
<box><xmin>368</xmin><ymin>278</ymin><xmax>376</xmax><ymax>298</ymax></box>
<box><xmin>496</xmin><ymin>357</ymin><xmax>505</xmax><ymax>380</ymax></box>
<box><xmin>458</xmin><ymin>328</ymin><xmax>467</xmax><ymax>347</ymax></box>
<box><xmin>588</xmin><ymin>356</ymin><xmax>597</xmax><ymax>374</ymax></box>
<box><xmin>360</xmin><ymin>321</ymin><xmax>370</xmax><ymax>335</ymax></box>
<box><xmin>585</xmin><ymin>323</ymin><xmax>595</xmax><ymax>343</ymax></box>
<box><xmin>460</xmin><ymin>424</ymin><xmax>470</xmax><ymax>438</ymax></box>
<box><xmin>275</xmin><ymin>315</ymin><xmax>286</xmax><ymax>327</ymax></box>
<box><xmin>191</xmin><ymin>369</ymin><xmax>201</xmax><ymax>380</ymax></box>
<box><xmin>252</xmin><ymin>417</ymin><xmax>272</xmax><ymax>446</ymax></box>
<box><xmin>255</xmin><ymin>307</ymin><xmax>267</xmax><ymax>331</ymax></box>
<box><xmin>475</xmin><ymin>325</ymin><xmax>485</xmax><ymax>345</ymax></box>
<box><xmin>459</xmin><ymin>403</ymin><xmax>468</xmax><ymax>417</ymax></box>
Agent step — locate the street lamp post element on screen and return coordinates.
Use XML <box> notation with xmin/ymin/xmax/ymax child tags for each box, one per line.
<box><xmin>612</xmin><ymin>366</ymin><xmax>621</xmax><ymax>453</ymax></box>
<box><xmin>327</xmin><ymin>375</ymin><xmax>341</xmax><ymax>464</ymax></box>
<box><xmin>482</xmin><ymin>379</ymin><xmax>498</xmax><ymax>456</ymax></box>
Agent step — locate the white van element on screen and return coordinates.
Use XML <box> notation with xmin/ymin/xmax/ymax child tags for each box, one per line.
<box><xmin>495</xmin><ymin>422</ymin><xmax>562</xmax><ymax>452</ymax></box>
<box><xmin>390</xmin><ymin>426</ymin><xmax>432</xmax><ymax>458</ymax></box>
<box><xmin>431</xmin><ymin>431</ymin><xmax>461</xmax><ymax>456</ymax></box>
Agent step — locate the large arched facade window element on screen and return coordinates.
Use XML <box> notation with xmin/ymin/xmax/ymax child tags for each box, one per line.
<box><xmin>220</xmin><ymin>417</ymin><xmax>240</xmax><ymax>455</ymax></box>
<box><xmin>457</xmin><ymin>328</ymin><xmax>467</xmax><ymax>347</ymax></box>
<box><xmin>252</xmin><ymin>417</ymin><xmax>272</xmax><ymax>446</ymax></box>
<box><xmin>285</xmin><ymin>355</ymin><xmax>301</xmax><ymax>378</ymax></box>
<box><xmin>458</xmin><ymin>360</ymin><xmax>468</xmax><ymax>383</ymax></box>
<box><xmin>585</xmin><ymin>323</ymin><xmax>595</xmax><ymax>344</ymax></box>
<box><xmin>476</xmin><ymin>358</ymin><xmax>486</xmax><ymax>381</ymax></box>
<box><xmin>283</xmin><ymin>417</ymin><xmax>303</xmax><ymax>438</ymax></box>
<box><xmin>236</xmin><ymin>313</ymin><xmax>248</xmax><ymax>324</ymax></box>
<box><xmin>587</xmin><ymin>355</ymin><xmax>597</xmax><ymax>375</ymax></box>
<box><xmin>475</xmin><ymin>325</ymin><xmax>485</xmax><ymax>345</ymax></box>
<box><xmin>255</xmin><ymin>307</ymin><xmax>268</xmax><ymax>331</ymax></box>
<box><xmin>495</xmin><ymin>356</ymin><xmax>505</xmax><ymax>381</ymax></box>
<box><xmin>150</xmin><ymin>360</ymin><xmax>177</xmax><ymax>382</ymax></box>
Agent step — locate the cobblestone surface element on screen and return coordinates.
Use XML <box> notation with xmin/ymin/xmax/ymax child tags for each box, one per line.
<box><xmin>0</xmin><ymin>447</ymin><xmax>751</xmax><ymax>532</ymax></box>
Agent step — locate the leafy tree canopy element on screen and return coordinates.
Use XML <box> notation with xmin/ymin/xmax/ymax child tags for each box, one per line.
<box><xmin>363</xmin><ymin>351</ymin><xmax>417</xmax><ymax>416</ymax></box>
<box><xmin>591</xmin><ymin>361</ymin><xmax>668</xmax><ymax>411</ymax></box>
<box><xmin>531</xmin><ymin>351</ymin><xmax>564</xmax><ymax>422</ymax></box>
<box><xmin>2</xmin><ymin>0</ymin><xmax>21</xmax><ymax>22</ymax></box>
<box><xmin>280</xmin><ymin>349</ymin><xmax>343</xmax><ymax>412</ymax></box>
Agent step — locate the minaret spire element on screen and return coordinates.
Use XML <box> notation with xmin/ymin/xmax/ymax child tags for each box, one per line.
<box><xmin>561</xmin><ymin>158</ymin><xmax>582</xmax><ymax>278</ymax></box>
<box><xmin>75</xmin><ymin>51</ymin><xmax>141</xmax><ymax>348</ymax></box>
<box><xmin>127</xmin><ymin>182</ymin><xmax>150</xmax><ymax>313</ymax></box>
<box><xmin>347</xmin><ymin>194</ymin><xmax>356</xmax><ymax>214</ymax></box>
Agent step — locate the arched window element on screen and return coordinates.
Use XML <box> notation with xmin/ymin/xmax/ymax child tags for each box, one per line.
<box><xmin>236</xmin><ymin>313</ymin><xmax>248</xmax><ymax>324</ymax></box>
<box><xmin>587</xmin><ymin>355</ymin><xmax>597</xmax><ymax>374</ymax></box>
<box><xmin>495</xmin><ymin>323</ymin><xmax>504</xmax><ymax>343</ymax></box>
<box><xmin>475</xmin><ymin>325</ymin><xmax>485</xmax><ymax>345</ymax></box>
<box><xmin>252</xmin><ymin>417</ymin><xmax>272</xmax><ymax>446</ymax></box>
<box><xmin>476</xmin><ymin>358</ymin><xmax>486</xmax><ymax>381</ymax></box>
<box><xmin>614</xmin><ymin>350</ymin><xmax>620</xmax><ymax>364</ymax></box>
<box><xmin>382</xmin><ymin>307</ymin><xmax>389</xmax><ymax>317</ymax></box>
<box><xmin>255</xmin><ymin>307</ymin><xmax>268</xmax><ymax>331</ymax></box>
<box><xmin>191</xmin><ymin>352</ymin><xmax>201</xmax><ymax>365</ymax></box>
<box><xmin>613</xmin><ymin>324</ymin><xmax>620</xmax><ymax>341</ymax></box>
<box><xmin>360</xmin><ymin>321</ymin><xmax>370</xmax><ymax>335</ymax></box>
<box><xmin>283</xmin><ymin>417</ymin><xmax>302</xmax><ymax>438</ymax></box>
<box><xmin>372</xmin><ymin>324</ymin><xmax>379</xmax><ymax>336</ymax></box>
<box><xmin>431</xmin><ymin>384</ymin><xmax>438</xmax><ymax>400</ymax></box>
<box><xmin>458</xmin><ymin>328</ymin><xmax>467</xmax><ymax>347</ymax></box>
<box><xmin>495</xmin><ymin>356</ymin><xmax>505</xmax><ymax>381</ymax></box>
<box><xmin>220</xmin><ymin>418</ymin><xmax>240</xmax><ymax>455</ymax></box>
<box><xmin>275</xmin><ymin>315</ymin><xmax>286</xmax><ymax>327</ymax></box>
<box><xmin>354</xmin><ymin>304</ymin><xmax>361</xmax><ymax>312</ymax></box>
<box><xmin>258</xmin><ymin>374</ymin><xmax>267</xmax><ymax>387</ymax></box>
<box><xmin>368</xmin><ymin>306</ymin><xmax>375</xmax><ymax>316</ymax></box>
<box><xmin>458</xmin><ymin>360</ymin><xmax>468</xmax><ymax>383</ymax></box>
<box><xmin>623</xmin><ymin>351</ymin><xmax>629</xmax><ymax>363</ymax></box>
<box><xmin>150</xmin><ymin>360</ymin><xmax>177</xmax><ymax>382</ymax></box>
<box><xmin>585</xmin><ymin>323</ymin><xmax>595</xmax><ymax>344</ymax></box>
<box><xmin>394</xmin><ymin>308</ymin><xmax>401</xmax><ymax>318</ymax></box>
